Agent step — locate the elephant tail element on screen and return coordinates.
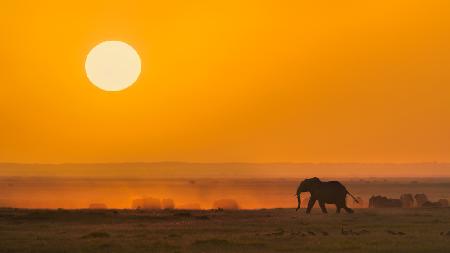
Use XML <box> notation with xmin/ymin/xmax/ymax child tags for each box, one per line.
<box><xmin>347</xmin><ymin>191</ymin><xmax>359</xmax><ymax>203</ymax></box>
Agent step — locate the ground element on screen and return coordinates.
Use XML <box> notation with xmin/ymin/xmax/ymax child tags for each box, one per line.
<box><xmin>0</xmin><ymin>208</ymin><xmax>449</xmax><ymax>253</ymax></box>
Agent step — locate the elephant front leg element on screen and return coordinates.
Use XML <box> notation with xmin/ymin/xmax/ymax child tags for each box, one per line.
<box><xmin>306</xmin><ymin>198</ymin><xmax>316</xmax><ymax>214</ymax></box>
<box><xmin>318</xmin><ymin>201</ymin><xmax>327</xmax><ymax>213</ymax></box>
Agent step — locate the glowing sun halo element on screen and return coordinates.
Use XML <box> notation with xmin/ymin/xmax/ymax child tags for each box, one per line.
<box><xmin>85</xmin><ymin>41</ymin><xmax>141</xmax><ymax>91</ymax></box>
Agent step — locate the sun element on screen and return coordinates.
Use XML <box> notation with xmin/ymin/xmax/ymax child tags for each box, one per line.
<box><xmin>85</xmin><ymin>41</ymin><xmax>141</xmax><ymax>91</ymax></box>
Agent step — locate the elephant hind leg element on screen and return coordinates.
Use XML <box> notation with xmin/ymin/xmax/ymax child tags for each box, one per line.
<box><xmin>344</xmin><ymin>206</ymin><xmax>354</xmax><ymax>214</ymax></box>
<box><xmin>336</xmin><ymin>198</ymin><xmax>346</xmax><ymax>214</ymax></box>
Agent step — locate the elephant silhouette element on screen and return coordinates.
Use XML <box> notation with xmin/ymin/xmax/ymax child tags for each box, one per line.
<box><xmin>295</xmin><ymin>177</ymin><xmax>358</xmax><ymax>214</ymax></box>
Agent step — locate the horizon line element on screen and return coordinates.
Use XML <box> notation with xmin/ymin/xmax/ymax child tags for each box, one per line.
<box><xmin>1</xmin><ymin>161</ymin><xmax>450</xmax><ymax>165</ymax></box>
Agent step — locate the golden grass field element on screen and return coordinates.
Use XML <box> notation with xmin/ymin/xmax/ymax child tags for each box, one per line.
<box><xmin>1</xmin><ymin>208</ymin><xmax>449</xmax><ymax>253</ymax></box>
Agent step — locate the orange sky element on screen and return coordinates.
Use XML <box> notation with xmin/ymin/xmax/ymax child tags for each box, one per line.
<box><xmin>1</xmin><ymin>1</ymin><xmax>450</xmax><ymax>164</ymax></box>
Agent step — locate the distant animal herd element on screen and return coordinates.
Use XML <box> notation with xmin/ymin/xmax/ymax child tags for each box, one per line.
<box><xmin>369</xmin><ymin>193</ymin><xmax>449</xmax><ymax>208</ymax></box>
<box><xmin>86</xmin><ymin>178</ymin><xmax>449</xmax><ymax>211</ymax></box>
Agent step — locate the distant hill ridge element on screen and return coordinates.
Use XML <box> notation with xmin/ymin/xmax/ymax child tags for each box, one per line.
<box><xmin>1</xmin><ymin>162</ymin><xmax>449</xmax><ymax>178</ymax></box>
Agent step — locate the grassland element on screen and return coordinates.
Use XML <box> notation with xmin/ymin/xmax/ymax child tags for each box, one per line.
<box><xmin>0</xmin><ymin>208</ymin><xmax>449</xmax><ymax>253</ymax></box>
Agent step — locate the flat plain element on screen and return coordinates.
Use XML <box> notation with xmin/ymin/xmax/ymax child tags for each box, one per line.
<box><xmin>0</xmin><ymin>208</ymin><xmax>449</xmax><ymax>253</ymax></box>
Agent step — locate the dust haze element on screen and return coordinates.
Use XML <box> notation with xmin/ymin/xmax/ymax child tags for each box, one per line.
<box><xmin>1</xmin><ymin>163</ymin><xmax>449</xmax><ymax>209</ymax></box>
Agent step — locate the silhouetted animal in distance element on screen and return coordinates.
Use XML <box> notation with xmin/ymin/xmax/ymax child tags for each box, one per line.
<box><xmin>295</xmin><ymin>177</ymin><xmax>358</xmax><ymax>214</ymax></box>
<box><xmin>422</xmin><ymin>201</ymin><xmax>443</xmax><ymax>208</ymax></box>
<box><xmin>438</xmin><ymin>199</ymin><xmax>449</xmax><ymax>207</ymax></box>
<box><xmin>414</xmin><ymin>194</ymin><xmax>429</xmax><ymax>207</ymax></box>
<box><xmin>369</xmin><ymin>196</ymin><xmax>401</xmax><ymax>208</ymax></box>
<box><xmin>400</xmin><ymin>194</ymin><xmax>414</xmax><ymax>208</ymax></box>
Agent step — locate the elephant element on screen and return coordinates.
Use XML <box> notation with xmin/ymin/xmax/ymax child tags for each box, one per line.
<box><xmin>295</xmin><ymin>177</ymin><xmax>358</xmax><ymax>214</ymax></box>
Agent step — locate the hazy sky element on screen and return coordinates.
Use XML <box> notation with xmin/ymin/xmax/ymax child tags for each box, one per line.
<box><xmin>1</xmin><ymin>1</ymin><xmax>450</xmax><ymax>164</ymax></box>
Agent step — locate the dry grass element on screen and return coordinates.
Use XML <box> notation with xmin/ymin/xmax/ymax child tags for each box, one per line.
<box><xmin>0</xmin><ymin>208</ymin><xmax>449</xmax><ymax>253</ymax></box>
